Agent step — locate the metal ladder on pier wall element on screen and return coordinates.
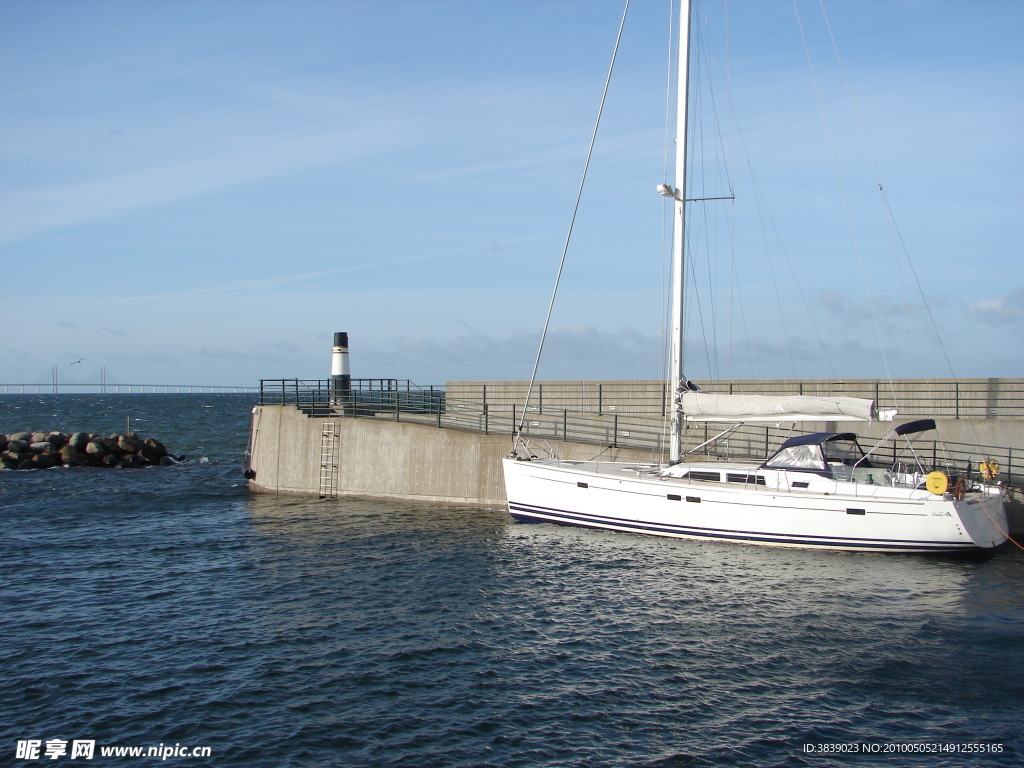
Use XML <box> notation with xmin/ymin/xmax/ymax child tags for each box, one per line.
<box><xmin>242</xmin><ymin>407</ymin><xmax>261</xmax><ymax>479</ymax></box>
<box><xmin>319</xmin><ymin>421</ymin><xmax>340</xmax><ymax>499</ymax></box>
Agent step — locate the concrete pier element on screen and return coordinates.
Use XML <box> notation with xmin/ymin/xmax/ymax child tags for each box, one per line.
<box><xmin>246</xmin><ymin>404</ymin><xmax>658</xmax><ymax>507</ymax></box>
<box><xmin>246</xmin><ymin>378</ymin><xmax>1024</xmax><ymax>535</ymax></box>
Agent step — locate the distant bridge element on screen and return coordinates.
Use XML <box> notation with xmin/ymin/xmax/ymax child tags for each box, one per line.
<box><xmin>0</xmin><ymin>383</ymin><xmax>258</xmax><ymax>394</ymax></box>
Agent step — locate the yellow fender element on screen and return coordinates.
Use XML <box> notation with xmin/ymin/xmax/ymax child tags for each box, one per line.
<box><xmin>925</xmin><ymin>471</ymin><xmax>948</xmax><ymax>495</ymax></box>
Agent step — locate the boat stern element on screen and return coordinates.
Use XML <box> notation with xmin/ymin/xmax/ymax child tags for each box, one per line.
<box><xmin>953</xmin><ymin>491</ymin><xmax>1009</xmax><ymax>549</ymax></box>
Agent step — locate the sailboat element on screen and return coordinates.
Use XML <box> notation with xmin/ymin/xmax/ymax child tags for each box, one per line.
<box><xmin>501</xmin><ymin>0</ymin><xmax>1008</xmax><ymax>553</ymax></box>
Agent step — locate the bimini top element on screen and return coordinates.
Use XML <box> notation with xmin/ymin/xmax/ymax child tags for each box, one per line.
<box><xmin>775</xmin><ymin>432</ymin><xmax>858</xmax><ymax>449</ymax></box>
<box><xmin>761</xmin><ymin>432</ymin><xmax>869</xmax><ymax>473</ymax></box>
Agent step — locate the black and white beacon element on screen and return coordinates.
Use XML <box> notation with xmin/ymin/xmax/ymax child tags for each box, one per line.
<box><xmin>330</xmin><ymin>332</ymin><xmax>351</xmax><ymax>405</ymax></box>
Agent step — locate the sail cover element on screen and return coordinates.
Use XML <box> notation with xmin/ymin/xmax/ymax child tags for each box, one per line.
<box><xmin>681</xmin><ymin>392</ymin><xmax>876</xmax><ymax>423</ymax></box>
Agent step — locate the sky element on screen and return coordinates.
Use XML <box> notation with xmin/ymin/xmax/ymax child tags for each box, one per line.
<box><xmin>1</xmin><ymin>0</ymin><xmax>1021</xmax><ymax>387</ymax></box>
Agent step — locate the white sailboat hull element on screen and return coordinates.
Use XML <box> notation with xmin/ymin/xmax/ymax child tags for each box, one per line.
<box><xmin>502</xmin><ymin>458</ymin><xmax>1008</xmax><ymax>553</ymax></box>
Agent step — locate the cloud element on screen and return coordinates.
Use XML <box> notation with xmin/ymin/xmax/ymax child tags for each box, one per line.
<box><xmin>187</xmin><ymin>343</ymin><xmax>294</xmax><ymax>362</ymax></box>
<box><xmin>102</xmin><ymin>327</ymin><xmax>130</xmax><ymax>338</ymax></box>
<box><xmin>0</xmin><ymin>68</ymin><xmax>589</xmax><ymax>244</ymax></box>
<box><xmin>358</xmin><ymin>325</ymin><xmax>663</xmax><ymax>383</ymax></box>
<box><xmin>816</xmin><ymin>289</ymin><xmax>962</xmax><ymax>333</ymax></box>
<box><xmin>968</xmin><ymin>288</ymin><xmax>1024</xmax><ymax>325</ymax></box>
<box><xmin>106</xmin><ymin>351</ymin><xmax>180</xmax><ymax>365</ymax></box>
<box><xmin>57</xmin><ymin>319</ymin><xmax>76</xmax><ymax>330</ymax></box>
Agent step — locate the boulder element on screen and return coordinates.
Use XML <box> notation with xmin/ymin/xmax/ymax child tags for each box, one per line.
<box><xmin>6</xmin><ymin>439</ymin><xmax>29</xmax><ymax>453</ymax></box>
<box><xmin>47</xmin><ymin>432</ymin><xmax>68</xmax><ymax>447</ymax></box>
<box><xmin>59</xmin><ymin>445</ymin><xmax>85</xmax><ymax>464</ymax></box>
<box><xmin>0</xmin><ymin>436</ymin><xmax>7</xmax><ymax>453</ymax></box>
<box><xmin>69</xmin><ymin>432</ymin><xmax>91</xmax><ymax>451</ymax></box>
<box><xmin>159</xmin><ymin>455</ymin><xmax>177</xmax><ymax>466</ymax></box>
<box><xmin>1</xmin><ymin>455</ymin><xmax>19</xmax><ymax>470</ymax></box>
<box><xmin>17</xmin><ymin>459</ymin><xmax>37</xmax><ymax>470</ymax></box>
<box><xmin>103</xmin><ymin>438</ymin><xmax>125</xmax><ymax>455</ymax></box>
<box><xmin>102</xmin><ymin>454</ymin><xmax>120</xmax><ymax>467</ymax></box>
<box><xmin>138</xmin><ymin>448</ymin><xmax>159</xmax><ymax>464</ymax></box>
<box><xmin>29</xmin><ymin>442</ymin><xmax>51</xmax><ymax>454</ymax></box>
<box><xmin>31</xmin><ymin>432</ymin><xmax>48</xmax><ymax>444</ymax></box>
<box><xmin>144</xmin><ymin>437</ymin><xmax>167</xmax><ymax>457</ymax></box>
<box><xmin>85</xmin><ymin>441</ymin><xmax>107</xmax><ymax>458</ymax></box>
<box><xmin>32</xmin><ymin>454</ymin><xmax>56</xmax><ymax>469</ymax></box>
<box><xmin>10</xmin><ymin>432</ymin><xmax>32</xmax><ymax>443</ymax></box>
<box><xmin>118</xmin><ymin>436</ymin><xmax>145</xmax><ymax>454</ymax></box>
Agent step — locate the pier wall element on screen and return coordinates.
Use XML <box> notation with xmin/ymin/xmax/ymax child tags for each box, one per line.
<box><xmin>247</xmin><ymin>405</ymin><xmax>657</xmax><ymax>507</ymax></box>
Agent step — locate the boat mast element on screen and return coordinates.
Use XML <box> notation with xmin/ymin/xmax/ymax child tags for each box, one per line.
<box><xmin>668</xmin><ymin>0</ymin><xmax>692</xmax><ymax>463</ymax></box>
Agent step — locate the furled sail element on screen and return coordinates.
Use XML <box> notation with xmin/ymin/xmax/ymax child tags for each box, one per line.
<box><xmin>681</xmin><ymin>392</ymin><xmax>881</xmax><ymax>423</ymax></box>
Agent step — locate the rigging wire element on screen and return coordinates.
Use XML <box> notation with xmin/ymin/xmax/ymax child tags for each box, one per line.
<box><xmin>725</xmin><ymin>0</ymin><xmax>736</xmax><ymax>379</ymax></box>
<box><xmin>814</xmin><ymin>0</ymin><xmax>959</xmax><ymax>382</ymax></box>
<box><xmin>660</xmin><ymin>0</ymin><xmax>677</xmax><ymax>446</ymax></box>
<box><xmin>811</xmin><ymin>1</ymin><xmax>996</xmax><ymax>462</ymax></box>
<box><xmin>791</xmin><ymin>0</ymin><xmax>896</xmax><ymax>394</ymax></box>
<box><xmin>698</xmin><ymin>5</ymin><xmax>837</xmax><ymax>379</ymax></box>
<box><xmin>745</xmin><ymin>167</ymin><xmax>839</xmax><ymax>378</ymax></box>
<box><xmin>511</xmin><ymin>0</ymin><xmax>632</xmax><ymax>453</ymax></box>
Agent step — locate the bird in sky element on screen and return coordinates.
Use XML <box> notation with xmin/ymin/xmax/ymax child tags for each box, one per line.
<box><xmin>70</xmin><ymin>358</ymin><xmax>86</xmax><ymax>366</ymax></box>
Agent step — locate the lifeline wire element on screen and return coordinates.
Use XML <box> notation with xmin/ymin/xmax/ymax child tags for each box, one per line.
<box><xmin>512</xmin><ymin>0</ymin><xmax>631</xmax><ymax>453</ymax></box>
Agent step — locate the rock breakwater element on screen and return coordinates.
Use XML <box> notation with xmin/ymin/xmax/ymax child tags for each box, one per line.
<box><xmin>0</xmin><ymin>431</ymin><xmax>182</xmax><ymax>471</ymax></box>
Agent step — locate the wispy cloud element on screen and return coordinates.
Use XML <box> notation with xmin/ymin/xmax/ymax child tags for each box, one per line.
<box><xmin>0</xmin><ymin>67</ymin><xmax>591</xmax><ymax>244</ymax></box>
<box><xmin>187</xmin><ymin>343</ymin><xmax>297</xmax><ymax>363</ymax></box>
<box><xmin>968</xmin><ymin>288</ymin><xmax>1024</xmax><ymax>326</ymax></box>
<box><xmin>360</xmin><ymin>325</ymin><xmax>662</xmax><ymax>383</ymax></box>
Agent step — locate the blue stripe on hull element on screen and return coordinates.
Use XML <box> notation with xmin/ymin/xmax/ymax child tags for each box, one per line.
<box><xmin>508</xmin><ymin>502</ymin><xmax>980</xmax><ymax>553</ymax></box>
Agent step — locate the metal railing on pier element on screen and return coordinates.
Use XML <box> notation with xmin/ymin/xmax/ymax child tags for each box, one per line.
<box><xmin>259</xmin><ymin>379</ymin><xmax>1023</xmax><ymax>486</ymax></box>
<box><xmin>445</xmin><ymin>378</ymin><xmax>1024</xmax><ymax>420</ymax></box>
<box><xmin>258</xmin><ymin>379</ymin><xmax>444</xmax><ymax>416</ymax></box>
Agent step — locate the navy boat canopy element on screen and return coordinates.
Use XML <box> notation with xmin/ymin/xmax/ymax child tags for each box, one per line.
<box><xmin>894</xmin><ymin>419</ymin><xmax>937</xmax><ymax>436</ymax></box>
<box><xmin>776</xmin><ymin>432</ymin><xmax>858</xmax><ymax>449</ymax></box>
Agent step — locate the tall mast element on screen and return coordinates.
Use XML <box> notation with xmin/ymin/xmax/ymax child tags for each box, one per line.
<box><xmin>668</xmin><ymin>0</ymin><xmax>692</xmax><ymax>463</ymax></box>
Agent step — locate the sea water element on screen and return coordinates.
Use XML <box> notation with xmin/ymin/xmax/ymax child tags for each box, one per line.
<box><xmin>2</xmin><ymin>395</ymin><xmax>1022</xmax><ymax>766</ymax></box>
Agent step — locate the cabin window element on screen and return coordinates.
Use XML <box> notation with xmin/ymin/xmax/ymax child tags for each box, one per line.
<box><xmin>764</xmin><ymin>444</ymin><xmax>825</xmax><ymax>471</ymax></box>
<box><xmin>685</xmin><ymin>471</ymin><xmax>721</xmax><ymax>482</ymax></box>
<box><xmin>727</xmin><ymin>473</ymin><xmax>765</xmax><ymax>485</ymax></box>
